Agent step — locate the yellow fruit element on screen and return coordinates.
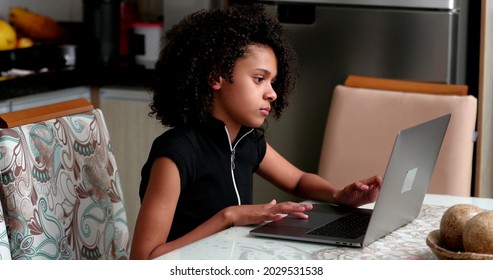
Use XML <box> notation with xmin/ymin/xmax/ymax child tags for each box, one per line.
<box><xmin>0</xmin><ymin>19</ymin><xmax>17</xmax><ymax>50</ymax></box>
<box><xmin>9</xmin><ymin>7</ymin><xmax>64</xmax><ymax>40</ymax></box>
<box><xmin>16</xmin><ymin>37</ymin><xmax>34</xmax><ymax>48</ymax></box>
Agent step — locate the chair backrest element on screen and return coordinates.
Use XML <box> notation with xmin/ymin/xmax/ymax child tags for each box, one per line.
<box><xmin>344</xmin><ymin>75</ymin><xmax>469</xmax><ymax>96</ymax></box>
<box><xmin>0</xmin><ymin>98</ymin><xmax>130</xmax><ymax>259</ymax></box>
<box><xmin>319</xmin><ymin>81</ymin><xmax>477</xmax><ymax>197</ymax></box>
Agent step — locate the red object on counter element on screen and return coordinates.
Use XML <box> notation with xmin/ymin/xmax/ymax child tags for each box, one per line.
<box><xmin>119</xmin><ymin>1</ymin><xmax>140</xmax><ymax>57</ymax></box>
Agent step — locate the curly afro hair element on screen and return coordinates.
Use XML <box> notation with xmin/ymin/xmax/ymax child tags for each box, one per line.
<box><xmin>150</xmin><ymin>4</ymin><xmax>298</xmax><ymax>128</ymax></box>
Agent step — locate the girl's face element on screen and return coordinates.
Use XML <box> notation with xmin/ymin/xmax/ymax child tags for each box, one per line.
<box><xmin>211</xmin><ymin>44</ymin><xmax>278</xmax><ymax>139</ymax></box>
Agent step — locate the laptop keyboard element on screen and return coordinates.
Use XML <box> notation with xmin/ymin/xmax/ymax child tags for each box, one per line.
<box><xmin>307</xmin><ymin>210</ymin><xmax>372</xmax><ymax>239</ymax></box>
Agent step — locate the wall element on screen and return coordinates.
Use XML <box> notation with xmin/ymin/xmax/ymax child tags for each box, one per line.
<box><xmin>477</xmin><ymin>0</ymin><xmax>493</xmax><ymax>198</ymax></box>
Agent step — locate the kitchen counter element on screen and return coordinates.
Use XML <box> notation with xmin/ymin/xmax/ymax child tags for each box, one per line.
<box><xmin>0</xmin><ymin>20</ymin><xmax>154</xmax><ymax>100</ymax></box>
<box><xmin>0</xmin><ymin>65</ymin><xmax>154</xmax><ymax>101</ymax></box>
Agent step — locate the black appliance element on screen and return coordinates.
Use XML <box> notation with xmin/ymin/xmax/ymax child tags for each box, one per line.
<box><xmin>82</xmin><ymin>0</ymin><xmax>121</xmax><ymax>67</ymax></box>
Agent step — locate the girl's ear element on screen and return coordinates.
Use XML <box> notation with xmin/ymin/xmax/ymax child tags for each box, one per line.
<box><xmin>209</xmin><ymin>75</ymin><xmax>222</xmax><ymax>90</ymax></box>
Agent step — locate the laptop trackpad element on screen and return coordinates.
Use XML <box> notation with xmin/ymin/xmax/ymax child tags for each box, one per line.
<box><xmin>264</xmin><ymin>203</ymin><xmax>353</xmax><ymax>230</ymax></box>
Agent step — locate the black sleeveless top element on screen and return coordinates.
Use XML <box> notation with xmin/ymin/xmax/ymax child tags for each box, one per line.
<box><xmin>139</xmin><ymin>117</ymin><xmax>266</xmax><ymax>241</ymax></box>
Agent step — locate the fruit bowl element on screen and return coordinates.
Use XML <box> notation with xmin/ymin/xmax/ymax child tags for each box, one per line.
<box><xmin>426</xmin><ymin>230</ymin><xmax>493</xmax><ymax>260</ymax></box>
<box><xmin>0</xmin><ymin>44</ymin><xmax>65</xmax><ymax>72</ymax></box>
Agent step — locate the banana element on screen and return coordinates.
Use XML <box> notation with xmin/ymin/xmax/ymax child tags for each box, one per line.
<box><xmin>0</xmin><ymin>19</ymin><xmax>17</xmax><ymax>50</ymax></box>
<box><xmin>9</xmin><ymin>7</ymin><xmax>64</xmax><ymax>41</ymax></box>
<box><xmin>16</xmin><ymin>37</ymin><xmax>34</xmax><ymax>48</ymax></box>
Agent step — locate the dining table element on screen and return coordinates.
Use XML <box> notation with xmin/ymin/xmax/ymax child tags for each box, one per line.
<box><xmin>155</xmin><ymin>194</ymin><xmax>493</xmax><ymax>260</ymax></box>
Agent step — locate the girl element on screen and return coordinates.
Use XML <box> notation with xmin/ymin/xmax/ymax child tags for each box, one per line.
<box><xmin>130</xmin><ymin>4</ymin><xmax>381</xmax><ymax>259</ymax></box>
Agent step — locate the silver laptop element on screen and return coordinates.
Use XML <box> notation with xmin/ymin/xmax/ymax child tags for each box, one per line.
<box><xmin>250</xmin><ymin>114</ymin><xmax>451</xmax><ymax>247</ymax></box>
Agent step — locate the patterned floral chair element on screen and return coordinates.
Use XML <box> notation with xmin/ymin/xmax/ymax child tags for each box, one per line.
<box><xmin>0</xmin><ymin>200</ymin><xmax>11</xmax><ymax>260</ymax></box>
<box><xmin>0</xmin><ymin>98</ymin><xmax>129</xmax><ymax>260</ymax></box>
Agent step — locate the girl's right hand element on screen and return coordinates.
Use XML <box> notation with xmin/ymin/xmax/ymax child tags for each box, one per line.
<box><xmin>222</xmin><ymin>199</ymin><xmax>313</xmax><ymax>227</ymax></box>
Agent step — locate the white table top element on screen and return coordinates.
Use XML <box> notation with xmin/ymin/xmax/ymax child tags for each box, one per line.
<box><xmin>155</xmin><ymin>194</ymin><xmax>493</xmax><ymax>260</ymax></box>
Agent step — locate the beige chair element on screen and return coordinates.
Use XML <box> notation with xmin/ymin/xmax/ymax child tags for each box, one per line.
<box><xmin>0</xmin><ymin>98</ymin><xmax>130</xmax><ymax>259</ymax></box>
<box><xmin>318</xmin><ymin>76</ymin><xmax>477</xmax><ymax>197</ymax></box>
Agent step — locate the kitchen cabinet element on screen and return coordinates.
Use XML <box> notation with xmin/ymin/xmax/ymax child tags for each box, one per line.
<box><xmin>98</xmin><ymin>87</ymin><xmax>166</xmax><ymax>244</ymax></box>
<box><xmin>0</xmin><ymin>101</ymin><xmax>9</xmax><ymax>114</ymax></box>
<box><xmin>0</xmin><ymin>86</ymin><xmax>91</xmax><ymax>113</ymax></box>
<box><xmin>8</xmin><ymin>86</ymin><xmax>91</xmax><ymax>111</ymax></box>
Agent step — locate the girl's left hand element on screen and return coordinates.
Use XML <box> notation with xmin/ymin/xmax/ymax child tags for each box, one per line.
<box><xmin>334</xmin><ymin>175</ymin><xmax>382</xmax><ymax>207</ymax></box>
